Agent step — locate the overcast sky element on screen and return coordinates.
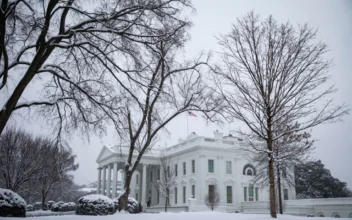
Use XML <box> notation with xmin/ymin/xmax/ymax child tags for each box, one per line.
<box><xmin>5</xmin><ymin>0</ymin><xmax>352</xmax><ymax>188</ymax></box>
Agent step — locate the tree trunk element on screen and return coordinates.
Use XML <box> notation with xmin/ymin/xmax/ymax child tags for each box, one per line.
<box><xmin>118</xmin><ymin>170</ymin><xmax>131</xmax><ymax>211</ymax></box>
<box><xmin>267</xmin><ymin>112</ymin><xmax>277</xmax><ymax>218</ymax></box>
<box><xmin>164</xmin><ymin>197</ymin><xmax>167</xmax><ymax>212</ymax></box>
<box><xmin>41</xmin><ymin>190</ymin><xmax>47</xmax><ymax>210</ymax></box>
<box><xmin>277</xmin><ymin>165</ymin><xmax>283</xmax><ymax>214</ymax></box>
<box><xmin>268</xmin><ymin>158</ymin><xmax>277</xmax><ymax>218</ymax></box>
<box><xmin>165</xmin><ymin>187</ymin><xmax>169</xmax><ymax>212</ymax></box>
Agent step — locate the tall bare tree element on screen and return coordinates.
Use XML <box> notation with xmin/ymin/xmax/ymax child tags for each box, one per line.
<box><xmin>204</xmin><ymin>184</ymin><xmax>220</xmax><ymax>211</ymax></box>
<box><xmin>116</xmin><ymin>28</ymin><xmax>220</xmax><ymax>210</ymax></box>
<box><xmin>34</xmin><ymin>142</ymin><xmax>78</xmax><ymax>210</ymax></box>
<box><xmin>0</xmin><ymin>0</ymin><xmax>194</xmax><ymax>140</ymax></box>
<box><xmin>214</xmin><ymin>12</ymin><xmax>349</xmax><ymax>218</ymax></box>
<box><xmin>155</xmin><ymin>153</ymin><xmax>177</xmax><ymax>212</ymax></box>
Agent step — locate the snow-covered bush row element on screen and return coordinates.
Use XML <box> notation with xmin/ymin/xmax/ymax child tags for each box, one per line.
<box><xmin>113</xmin><ymin>197</ymin><xmax>140</xmax><ymax>213</ymax></box>
<box><xmin>75</xmin><ymin>194</ymin><xmax>115</xmax><ymax>215</ymax></box>
<box><xmin>33</xmin><ymin>202</ymin><xmax>44</xmax><ymax>210</ymax></box>
<box><xmin>0</xmin><ymin>188</ymin><xmax>26</xmax><ymax>217</ymax></box>
<box><xmin>26</xmin><ymin>205</ymin><xmax>34</xmax><ymax>211</ymax></box>
<box><xmin>47</xmin><ymin>201</ymin><xmax>55</xmax><ymax>209</ymax></box>
<box><xmin>51</xmin><ymin>201</ymin><xmax>76</xmax><ymax>212</ymax></box>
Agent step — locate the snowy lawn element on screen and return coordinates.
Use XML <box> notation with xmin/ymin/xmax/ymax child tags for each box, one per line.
<box><xmin>2</xmin><ymin>212</ymin><xmax>350</xmax><ymax>220</ymax></box>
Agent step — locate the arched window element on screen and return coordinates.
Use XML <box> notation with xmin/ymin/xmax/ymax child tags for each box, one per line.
<box><xmin>246</xmin><ymin>168</ymin><xmax>253</xmax><ymax>176</ymax></box>
<box><xmin>243</xmin><ymin>164</ymin><xmax>256</xmax><ymax>176</ymax></box>
<box><xmin>317</xmin><ymin>212</ymin><xmax>324</xmax><ymax>217</ymax></box>
<box><xmin>331</xmin><ymin>212</ymin><xmax>340</xmax><ymax>218</ymax></box>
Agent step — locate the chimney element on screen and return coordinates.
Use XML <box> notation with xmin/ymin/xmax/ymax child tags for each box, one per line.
<box><xmin>213</xmin><ymin>130</ymin><xmax>223</xmax><ymax>139</ymax></box>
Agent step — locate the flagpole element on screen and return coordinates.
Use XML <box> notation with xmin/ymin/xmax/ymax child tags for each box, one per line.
<box><xmin>187</xmin><ymin>113</ymin><xmax>189</xmax><ymax>136</ymax></box>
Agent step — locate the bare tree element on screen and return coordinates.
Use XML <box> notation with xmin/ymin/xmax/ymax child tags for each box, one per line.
<box><xmin>34</xmin><ymin>142</ymin><xmax>78</xmax><ymax>210</ymax></box>
<box><xmin>204</xmin><ymin>184</ymin><xmax>220</xmax><ymax>211</ymax></box>
<box><xmin>0</xmin><ymin>0</ymin><xmax>194</xmax><ymax>140</ymax></box>
<box><xmin>155</xmin><ymin>153</ymin><xmax>177</xmax><ymax>212</ymax></box>
<box><xmin>116</xmin><ymin>25</ymin><xmax>220</xmax><ymax>210</ymax></box>
<box><xmin>214</xmin><ymin>12</ymin><xmax>349</xmax><ymax>218</ymax></box>
<box><xmin>0</xmin><ymin>127</ymin><xmax>44</xmax><ymax>191</ymax></box>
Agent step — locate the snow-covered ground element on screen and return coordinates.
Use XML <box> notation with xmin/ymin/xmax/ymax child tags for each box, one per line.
<box><xmin>2</xmin><ymin>212</ymin><xmax>350</xmax><ymax>220</ymax></box>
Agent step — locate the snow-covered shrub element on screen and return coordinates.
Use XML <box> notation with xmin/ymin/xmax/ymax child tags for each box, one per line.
<box><xmin>47</xmin><ymin>201</ymin><xmax>55</xmax><ymax>209</ymax></box>
<box><xmin>33</xmin><ymin>202</ymin><xmax>42</xmax><ymax>210</ymax></box>
<box><xmin>66</xmin><ymin>202</ymin><xmax>76</xmax><ymax>211</ymax></box>
<box><xmin>26</xmin><ymin>205</ymin><xmax>33</xmax><ymax>212</ymax></box>
<box><xmin>51</xmin><ymin>201</ymin><xmax>76</xmax><ymax>212</ymax></box>
<box><xmin>0</xmin><ymin>188</ymin><xmax>26</xmax><ymax>217</ymax></box>
<box><xmin>113</xmin><ymin>197</ymin><xmax>140</xmax><ymax>213</ymax></box>
<box><xmin>75</xmin><ymin>195</ymin><xmax>115</xmax><ymax>215</ymax></box>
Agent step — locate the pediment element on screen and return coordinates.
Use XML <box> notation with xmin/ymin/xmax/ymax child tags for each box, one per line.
<box><xmin>96</xmin><ymin>145</ymin><xmax>114</xmax><ymax>163</ymax></box>
<box><xmin>224</xmin><ymin>179</ymin><xmax>235</xmax><ymax>185</ymax></box>
<box><xmin>180</xmin><ymin>179</ymin><xmax>188</xmax><ymax>185</ymax></box>
<box><xmin>206</xmin><ymin>178</ymin><xmax>217</xmax><ymax>184</ymax></box>
<box><xmin>189</xmin><ymin>177</ymin><xmax>196</xmax><ymax>183</ymax></box>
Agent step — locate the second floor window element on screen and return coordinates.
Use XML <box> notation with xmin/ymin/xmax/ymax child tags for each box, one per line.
<box><xmin>192</xmin><ymin>160</ymin><xmax>195</xmax><ymax>173</ymax></box>
<box><xmin>183</xmin><ymin>162</ymin><xmax>186</xmax><ymax>175</ymax></box>
<box><xmin>175</xmin><ymin>164</ymin><xmax>178</xmax><ymax>176</ymax></box>
<box><xmin>136</xmin><ymin>174</ymin><xmax>139</xmax><ymax>184</ymax></box>
<box><xmin>226</xmin><ymin>161</ymin><xmax>232</xmax><ymax>174</ymax></box>
<box><xmin>208</xmin><ymin>159</ymin><xmax>214</xmax><ymax>173</ymax></box>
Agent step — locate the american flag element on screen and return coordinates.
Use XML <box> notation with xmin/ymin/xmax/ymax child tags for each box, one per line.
<box><xmin>188</xmin><ymin>111</ymin><xmax>197</xmax><ymax>117</ymax></box>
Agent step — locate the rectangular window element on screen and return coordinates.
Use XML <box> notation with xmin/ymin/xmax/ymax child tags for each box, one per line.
<box><xmin>226</xmin><ymin>161</ymin><xmax>232</xmax><ymax>174</ymax></box>
<box><xmin>255</xmin><ymin>188</ymin><xmax>259</xmax><ymax>201</ymax></box>
<box><xmin>192</xmin><ymin>185</ymin><xmax>195</xmax><ymax>198</ymax></box>
<box><xmin>208</xmin><ymin>159</ymin><xmax>214</xmax><ymax>173</ymax></box>
<box><xmin>183</xmin><ymin>186</ymin><xmax>186</xmax><ymax>203</ymax></box>
<box><xmin>283</xmin><ymin>189</ymin><xmax>289</xmax><ymax>200</ymax></box>
<box><xmin>249</xmin><ymin>184</ymin><xmax>254</xmax><ymax>201</ymax></box>
<box><xmin>174</xmin><ymin>187</ymin><xmax>177</xmax><ymax>204</ymax></box>
<box><xmin>157</xmin><ymin>169</ymin><xmax>160</xmax><ymax>180</ymax></box>
<box><xmin>244</xmin><ymin>187</ymin><xmax>247</xmax><ymax>201</ymax></box>
<box><xmin>136</xmin><ymin>174</ymin><xmax>139</xmax><ymax>184</ymax></box>
<box><xmin>282</xmin><ymin>167</ymin><xmax>287</xmax><ymax>178</ymax></box>
<box><xmin>175</xmin><ymin>164</ymin><xmax>178</xmax><ymax>176</ymax></box>
<box><xmin>167</xmin><ymin>166</ymin><xmax>170</xmax><ymax>177</ymax></box>
<box><xmin>136</xmin><ymin>193</ymin><xmax>139</xmax><ymax>201</ymax></box>
<box><xmin>183</xmin><ymin>162</ymin><xmax>186</xmax><ymax>175</ymax></box>
<box><xmin>227</xmin><ymin>186</ymin><xmax>233</xmax><ymax>203</ymax></box>
<box><xmin>192</xmin><ymin>160</ymin><xmax>195</xmax><ymax>173</ymax></box>
<box><xmin>150</xmin><ymin>171</ymin><xmax>153</xmax><ymax>182</ymax></box>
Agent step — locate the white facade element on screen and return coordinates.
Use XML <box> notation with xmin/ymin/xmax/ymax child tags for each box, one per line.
<box><xmin>96</xmin><ymin>131</ymin><xmax>296</xmax><ymax>212</ymax></box>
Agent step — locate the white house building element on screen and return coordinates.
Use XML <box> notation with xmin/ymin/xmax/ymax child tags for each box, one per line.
<box><xmin>96</xmin><ymin>131</ymin><xmax>296</xmax><ymax>212</ymax></box>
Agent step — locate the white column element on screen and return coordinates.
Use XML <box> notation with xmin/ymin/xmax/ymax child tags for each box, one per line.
<box><xmin>102</xmin><ymin>166</ymin><xmax>107</xmax><ymax>195</ymax></box>
<box><xmin>120</xmin><ymin>169</ymin><xmax>125</xmax><ymax>192</ymax></box>
<box><xmin>112</xmin><ymin>163</ymin><xmax>118</xmax><ymax>198</ymax></box>
<box><xmin>107</xmin><ymin>164</ymin><xmax>112</xmax><ymax>198</ymax></box>
<box><xmin>141</xmin><ymin>164</ymin><xmax>147</xmax><ymax>206</ymax></box>
<box><xmin>97</xmin><ymin>168</ymin><xmax>102</xmax><ymax>194</ymax></box>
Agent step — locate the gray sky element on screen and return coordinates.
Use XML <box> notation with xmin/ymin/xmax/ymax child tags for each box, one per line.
<box><xmin>4</xmin><ymin>0</ymin><xmax>352</xmax><ymax>188</ymax></box>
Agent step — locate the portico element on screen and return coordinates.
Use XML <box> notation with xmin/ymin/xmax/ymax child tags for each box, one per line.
<box><xmin>96</xmin><ymin>145</ymin><xmax>161</xmax><ymax>207</ymax></box>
